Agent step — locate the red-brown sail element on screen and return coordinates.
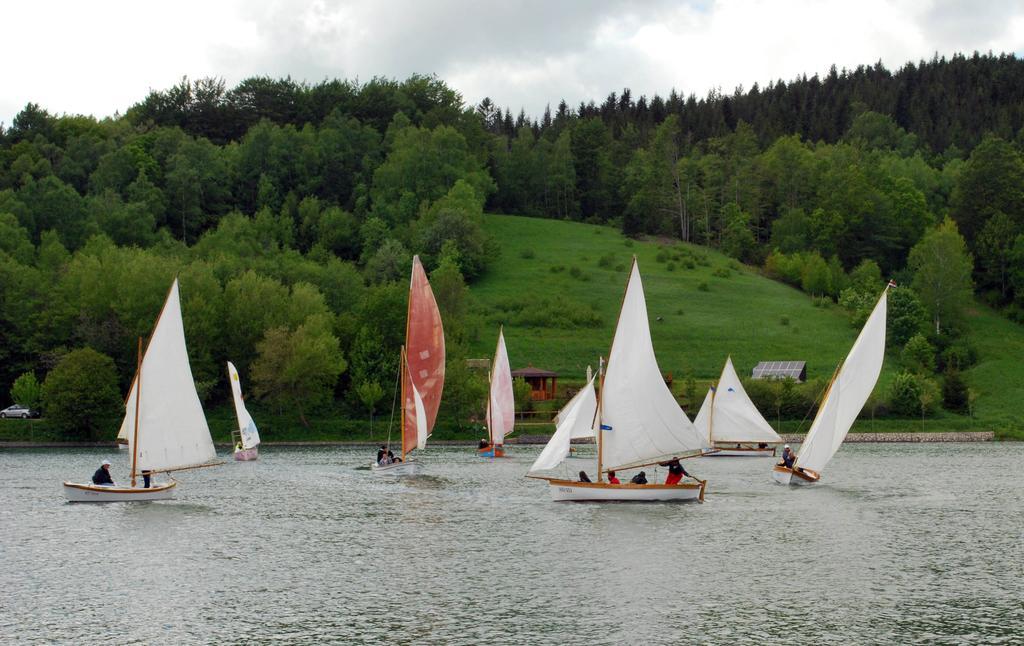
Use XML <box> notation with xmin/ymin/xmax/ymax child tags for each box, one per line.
<box><xmin>402</xmin><ymin>256</ymin><xmax>445</xmax><ymax>456</ymax></box>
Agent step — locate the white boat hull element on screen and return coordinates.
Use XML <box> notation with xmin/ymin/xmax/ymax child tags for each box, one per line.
<box><xmin>63</xmin><ymin>481</ymin><xmax>176</xmax><ymax>502</ymax></box>
<box><xmin>771</xmin><ymin>465</ymin><xmax>819</xmax><ymax>486</ymax></box>
<box><xmin>234</xmin><ymin>446</ymin><xmax>258</xmax><ymax>461</ymax></box>
<box><xmin>545</xmin><ymin>478</ymin><xmax>705</xmax><ymax>502</ymax></box>
<box><xmin>370</xmin><ymin>461</ymin><xmax>423</xmax><ymax>476</ymax></box>
<box><xmin>705</xmin><ymin>446</ymin><xmax>777</xmax><ymax>457</ymax></box>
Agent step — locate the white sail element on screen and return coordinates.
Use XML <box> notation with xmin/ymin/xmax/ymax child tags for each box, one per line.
<box><xmin>529</xmin><ymin>378</ymin><xmax>596</xmax><ymax>473</ymax></box>
<box><xmin>693</xmin><ymin>388</ymin><xmax>714</xmax><ymax>442</ymax></box>
<box><xmin>600</xmin><ymin>260</ymin><xmax>707</xmax><ymax>472</ymax></box>
<box><xmin>227</xmin><ymin>361</ymin><xmax>260</xmax><ymax>449</ymax></box>
<box><xmin>795</xmin><ymin>289</ymin><xmax>887</xmax><ymax>474</ymax></box>
<box><xmin>412</xmin><ymin>380</ymin><xmax>428</xmax><ymax>451</ymax></box>
<box><xmin>486</xmin><ymin>328</ymin><xmax>515</xmax><ymax>445</ymax></box>
<box><xmin>695</xmin><ymin>357</ymin><xmax>781</xmax><ymax>444</ymax></box>
<box><xmin>124</xmin><ymin>280</ymin><xmax>217</xmax><ymax>473</ymax></box>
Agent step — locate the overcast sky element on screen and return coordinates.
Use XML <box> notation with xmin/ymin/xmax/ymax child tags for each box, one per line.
<box><xmin>3</xmin><ymin>0</ymin><xmax>1023</xmax><ymax>128</ymax></box>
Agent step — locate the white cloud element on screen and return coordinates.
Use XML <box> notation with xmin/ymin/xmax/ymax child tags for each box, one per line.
<box><xmin>1</xmin><ymin>0</ymin><xmax>1022</xmax><ymax>128</ymax></box>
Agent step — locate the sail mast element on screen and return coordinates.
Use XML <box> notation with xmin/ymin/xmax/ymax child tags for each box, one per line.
<box><xmin>596</xmin><ymin>356</ymin><xmax>605</xmax><ymax>482</ymax></box>
<box><xmin>400</xmin><ymin>345</ymin><xmax>407</xmax><ymax>461</ymax></box>
<box><xmin>130</xmin><ymin>336</ymin><xmax>142</xmax><ymax>488</ymax></box>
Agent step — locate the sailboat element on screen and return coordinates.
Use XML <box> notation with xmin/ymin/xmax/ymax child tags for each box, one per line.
<box><xmin>527</xmin><ymin>370</ymin><xmax>596</xmax><ymax>473</ymax></box>
<box><xmin>227</xmin><ymin>361</ymin><xmax>260</xmax><ymax>461</ymax></box>
<box><xmin>529</xmin><ymin>258</ymin><xmax>708</xmax><ymax>502</ymax></box>
<box><xmin>695</xmin><ymin>356</ymin><xmax>782</xmax><ymax>456</ymax></box>
<box><xmin>479</xmin><ymin>326</ymin><xmax>514</xmax><ymax>458</ymax></box>
<box><xmin>772</xmin><ymin>284</ymin><xmax>889</xmax><ymax>485</ymax></box>
<box><xmin>372</xmin><ymin>255</ymin><xmax>445</xmax><ymax>476</ymax></box>
<box><xmin>64</xmin><ymin>279</ymin><xmax>220</xmax><ymax>501</ymax></box>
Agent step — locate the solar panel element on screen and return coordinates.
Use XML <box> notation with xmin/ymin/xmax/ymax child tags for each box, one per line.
<box><xmin>752</xmin><ymin>361</ymin><xmax>806</xmax><ymax>381</ymax></box>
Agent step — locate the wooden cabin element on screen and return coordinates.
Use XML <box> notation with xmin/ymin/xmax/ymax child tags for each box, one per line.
<box><xmin>511</xmin><ymin>366</ymin><xmax>558</xmax><ymax>401</ymax></box>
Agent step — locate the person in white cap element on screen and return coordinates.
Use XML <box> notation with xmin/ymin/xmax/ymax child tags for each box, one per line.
<box><xmin>779</xmin><ymin>444</ymin><xmax>795</xmax><ymax>469</ymax></box>
<box><xmin>92</xmin><ymin>459</ymin><xmax>115</xmax><ymax>486</ymax></box>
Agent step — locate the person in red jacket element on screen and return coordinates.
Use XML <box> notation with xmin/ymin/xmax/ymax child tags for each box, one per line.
<box><xmin>607</xmin><ymin>470</ymin><xmax>620</xmax><ymax>484</ymax></box>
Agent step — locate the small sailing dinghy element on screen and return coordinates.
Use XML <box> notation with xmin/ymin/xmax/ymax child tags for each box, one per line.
<box><xmin>527</xmin><ymin>370</ymin><xmax>596</xmax><ymax>472</ymax></box>
<box><xmin>479</xmin><ymin>326</ymin><xmax>514</xmax><ymax>458</ymax></box>
<box><xmin>529</xmin><ymin>258</ymin><xmax>708</xmax><ymax>502</ymax></box>
<box><xmin>772</xmin><ymin>284</ymin><xmax>889</xmax><ymax>485</ymax></box>
<box><xmin>227</xmin><ymin>361</ymin><xmax>260</xmax><ymax>461</ymax></box>
<box><xmin>64</xmin><ymin>279</ymin><xmax>220</xmax><ymax>501</ymax></box>
<box><xmin>372</xmin><ymin>256</ymin><xmax>445</xmax><ymax>476</ymax></box>
<box><xmin>695</xmin><ymin>356</ymin><xmax>782</xmax><ymax>456</ymax></box>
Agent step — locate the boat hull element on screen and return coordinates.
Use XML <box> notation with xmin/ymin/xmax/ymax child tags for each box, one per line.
<box><xmin>705</xmin><ymin>446</ymin><xmax>777</xmax><ymax>457</ymax></box>
<box><xmin>63</xmin><ymin>481</ymin><xmax>176</xmax><ymax>502</ymax></box>
<box><xmin>771</xmin><ymin>465</ymin><xmax>820</xmax><ymax>486</ymax></box>
<box><xmin>233</xmin><ymin>446</ymin><xmax>258</xmax><ymax>461</ymax></box>
<box><xmin>477</xmin><ymin>445</ymin><xmax>506</xmax><ymax>458</ymax></box>
<box><xmin>544</xmin><ymin>478</ymin><xmax>706</xmax><ymax>502</ymax></box>
<box><xmin>370</xmin><ymin>460</ymin><xmax>423</xmax><ymax>476</ymax></box>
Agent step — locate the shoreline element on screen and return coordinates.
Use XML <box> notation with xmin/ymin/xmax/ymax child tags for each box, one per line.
<box><xmin>0</xmin><ymin>431</ymin><xmax>997</xmax><ymax>449</ymax></box>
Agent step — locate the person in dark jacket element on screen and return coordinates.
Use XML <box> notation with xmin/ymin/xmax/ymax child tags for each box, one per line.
<box><xmin>92</xmin><ymin>460</ymin><xmax>114</xmax><ymax>486</ymax></box>
<box><xmin>578</xmin><ymin>470</ymin><xmax>592</xmax><ymax>483</ymax></box>
<box><xmin>659</xmin><ymin>458</ymin><xmax>691</xmax><ymax>485</ymax></box>
<box><xmin>779</xmin><ymin>445</ymin><xmax>795</xmax><ymax>468</ymax></box>
<box><xmin>142</xmin><ymin>470</ymin><xmax>152</xmax><ymax>489</ymax></box>
<box><xmin>629</xmin><ymin>471</ymin><xmax>648</xmax><ymax>485</ymax></box>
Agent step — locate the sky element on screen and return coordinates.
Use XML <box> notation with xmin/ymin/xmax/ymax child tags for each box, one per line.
<box><xmin>2</xmin><ymin>0</ymin><xmax>1023</xmax><ymax>128</ymax></box>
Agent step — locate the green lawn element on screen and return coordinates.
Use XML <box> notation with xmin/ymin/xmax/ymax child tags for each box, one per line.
<box><xmin>470</xmin><ymin>214</ymin><xmax>1023</xmax><ymax>439</ymax></box>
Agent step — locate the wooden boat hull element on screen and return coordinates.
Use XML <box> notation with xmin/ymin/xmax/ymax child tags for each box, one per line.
<box><xmin>477</xmin><ymin>445</ymin><xmax>506</xmax><ymax>458</ymax></box>
<box><xmin>545</xmin><ymin>478</ymin><xmax>706</xmax><ymax>502</ymax></box>
<box><xmin>771</xmin><ymin>465</ymin><xmax>820</xmax><ymax>486</ymax></box>
<box><xmin>63</xmin><ymin>481</ymin><xmax>176</xmax><ymax>502</ymax></box>
<box><xmin>705</xmin><ymin>445</ymin><xmax>777</xmax><ymax>457</ymax></box>
<box><xmin>233</xmin><ymin>446</ymin><xmax>258</xmax><ymax>461</ymax></box>
<box><xmin>370</xmin><ymin>460</ymin><xmax>422</xmax><ymax>476</ymax></box>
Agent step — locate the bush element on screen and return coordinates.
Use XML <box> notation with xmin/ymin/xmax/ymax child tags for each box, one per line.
<box><xmin>41</xmin><ymin>348</ymin><xmax>122</xmax><ymax>439</ymax></box>
<box><xmin>698</xmin><ymin>282</ymin><xmax>710</xmax><ymax>292</ymax></box>
<box><xmin>901</xmin><ymin>334</ymin><xmax>936</xmax><ymax>374</ymax></box>
<box><xmin>938</xmin><ymin>339</ymin><xmax>978</xmax><ymax>371</ymax></box>
<box><xmin>656</xmin><ymin>249</ymin><xmax>670</xmax><ymax>263</ymax></box>
<box><xmin>684</xmin><ymin>259</ymin><xmax>696</xmax><ymax>269</ymax></box>
<box><xmin>666</xmin><ymin>262</ymin><xmax>676</xmax><ymax>271</ymax></box>
<box><xmin>780</xmin><ymin>316</ymin><xmax>789</xmax><ymax>326</ymax></box>
<box><xmin>713</xmin><ymin>267</ymin><xmax>732</xmax><ymax>278</ymax></box>
<box><xmin>942</xmin><ymin>370</ymin><xmax>969</xmax><ymax>413</ymax></box>
<box><xmin>519</xmin><ymin>248</ymin><xmax>535</xmax><ymax>259</ymax></box>
<box><xmin>568</xmin><ymin>266</ymin><xmax>588</xmax><ymax>281</ymax></box>
<box><xmin>597</xmin><ymin>253</ymin><xmax>615</xmax><ymax>268</ymax></box>
<box><xmin>624</xmin><ymin>239</ymin><xmax>634</xmax><ymax>247</ymax></box>
<box><xmin>888</xmin><ymin>372</ymin><xmax>938</xmax><ymax>417</ymax></box>
<box><xmin>549</xmin><ymin>265</ymin><xmax>565</xmax><ymax>273</ymax></box>
<box><xmin>10</xmin><ymin>372</ymin><xmax>42</xmax><ymax>411</ymax></box>
<box><xmin>615</xmin><ymin>263</ymin><xmax>625</xmax><ymax>272</ymax></box>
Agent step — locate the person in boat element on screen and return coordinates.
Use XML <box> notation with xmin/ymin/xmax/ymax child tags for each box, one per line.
<box><xmin>659</xmin><ymin>458</ymin><xmax>691</xmax><ymax>485</ymax></box>
<box><xmin>478</xmin><ymin>439</ymin><xmax>489</xmax><ymax>450</ymax></box>
<box><xmin>578</xmin><ymin>470</ymin><xmax>591</xmax><ymax>483</ymax></box>
<box><xmin>142</xmin><ymin>469</ymin><xmax>152</xmax><ymax>489</ymax></box>
<box><xmin>92</xmin><ymin>459</ymin><xmax>114</xmax><ymax>486</ymax></box>
<box><xmin>629</xmin><ymin>471</ymin><xmax>648</xmax><ymax>485</ymax></box>
<box><xmin>779</xmin><ymin>444</ymin><xmax>795</xmax><ymax>468</ymax></box>
<box><xmin>607</xmin><ymin>470</ymin><xmax>620</xmax><ymax>484</ymax></box>
<box><xmin>758</xmin><ymin>442</ymin><xmax>767</xmax><ymax>449</ymax></box>
<box><xmin>235</xmin><ymin>441</ymin><xmax>243</xmax><ymax>452</ymax></box>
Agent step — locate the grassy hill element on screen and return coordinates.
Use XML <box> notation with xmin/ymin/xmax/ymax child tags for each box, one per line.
<box><xmin>469</xmin><ymin>214</ymin><xmax>1023</xmax><ymax>438</ymax></box>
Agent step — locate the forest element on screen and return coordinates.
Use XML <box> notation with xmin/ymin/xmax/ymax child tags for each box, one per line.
<box><xmin>1</xmin><ymin>51</ymin><xmax>1023</xmax><ymax>438</ymax></box>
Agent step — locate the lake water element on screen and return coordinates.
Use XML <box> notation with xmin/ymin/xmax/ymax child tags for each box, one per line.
<box><xmin>1</xmin><ymin>443</ymin><xmax>1021</xmax><ymax>645</ymax></box>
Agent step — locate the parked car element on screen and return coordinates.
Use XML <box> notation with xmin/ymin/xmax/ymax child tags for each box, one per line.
<box><xmin>0</xmin><ymin>404</ymin><xmax>39</xmax><ymax>419</ymax></box>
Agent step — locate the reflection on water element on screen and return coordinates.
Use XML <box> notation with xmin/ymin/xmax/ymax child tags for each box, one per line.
<box><xmin>1</xmin><ymin>444</ymin><xmax>1022</xmax><ymax>644</ymax></box>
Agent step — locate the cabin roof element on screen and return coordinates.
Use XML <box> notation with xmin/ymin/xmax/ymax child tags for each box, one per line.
<box><xmin>511</xmin><ymin>367</ymin><xmax>558</xmax><ymax>378</ymax></box>
<box><xmin>752</xmin><ymin>361</ymin><xmax>806</xmax><ymax>380</ymax></box>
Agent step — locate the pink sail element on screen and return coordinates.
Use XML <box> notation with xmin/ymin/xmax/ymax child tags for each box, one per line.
<box><xmin>402</xmin><ymin>256</ymin><xmax>445</xmax><ymax>456</ymax></box>
<box><xmin>487</xmin><ymin>327</ymin><xmax>515</xmax><ymax>445</ymax></box>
